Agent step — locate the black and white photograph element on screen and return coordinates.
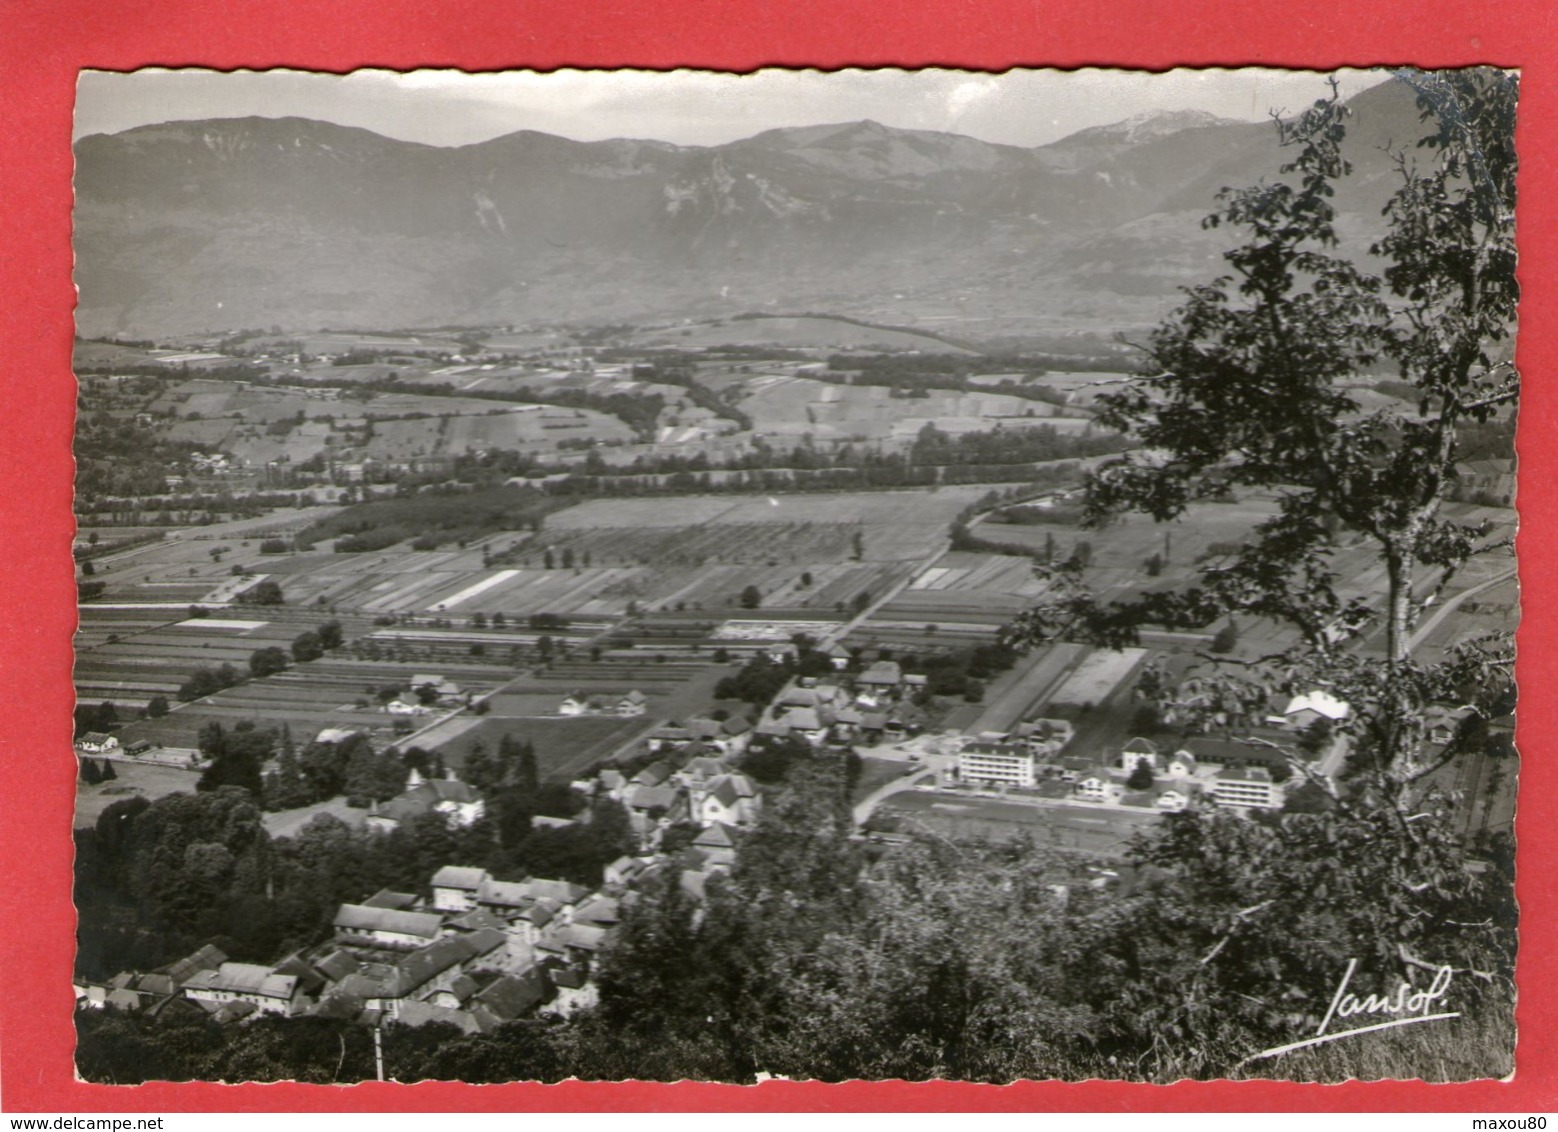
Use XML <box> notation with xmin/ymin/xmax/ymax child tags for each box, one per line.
<box><xmin>68</xmin><ymin>65</ymin><xmax>1519</xmax><ymax>1086</ymax></box>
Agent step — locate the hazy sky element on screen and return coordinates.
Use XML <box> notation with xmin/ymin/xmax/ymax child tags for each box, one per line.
<box><xmin>75</xmin><ymin>67</ymin><xmax>1394</xmax><ymax>149</ymax></box>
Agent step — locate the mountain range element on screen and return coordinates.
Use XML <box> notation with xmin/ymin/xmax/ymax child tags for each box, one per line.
<box><xmin>72</xmin><ymin>77</ymin><xmax>1428</xmax><ymax>344</ymax></box>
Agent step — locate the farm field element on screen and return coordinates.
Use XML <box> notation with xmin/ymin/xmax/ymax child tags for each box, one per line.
<box><xmin>79</xmin><ymin>506</ymin><xmax>344</xmax><ymax>604</ymax></box>
<box><xmin>545</xmin><ymin>487</ymin><xmax>995</xmax><ymax>543</ymax></box>
<box><xmin>142</xmin><ymin>376</ymin><xmax>644</xmax><ymax>468</ymax></box>
<box><xmin>424</xmin><ymin>656</ymin><xmax>739</xmax><ymax>780</ymax></box>
<box><xmin>103</xmin><ymin>650</ymin><xmax>519</xmax><ymax>751</ymax></box>
<box><xmin>252</xmin><ymin>331</ymin><xmax>466</xmax><ymax>356</ymax></box>
<box><xmin>360</xmin><ymin>405</ymin><xmax>635</xmax><ymax>461</ymax></box>
<box><xmin>74</xmin><ymin>611</ymin><xmax>329</xmax><ymax>708</ymax></box>
<box><xmin>75</xmin><ymin>760</ymin><xmax>204</xmax><ymax>828</ymax></box>
<box><xmin>428</xmin><ymin>715</ymin><xmax>656</xmax><ymax>783</ymax></box>
<box><xmin>883</xmin><ymin>552</ymin><xmax>1046</xmax><ymax>619</ymax></box>
<box><xmin>712</xmin><ymin>373</ymin><xmax>1094</xmax><ymax>443</ymax></box>
<box><xmin>197</xmin><ymin>488</ymin><xmax>992</xmax><ymax>624</ymax></box>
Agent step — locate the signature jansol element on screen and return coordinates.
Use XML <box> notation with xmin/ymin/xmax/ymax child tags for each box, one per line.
<box><xmin>1245</xmin><ymin>957</ymin><xmax>1458</xmax><ymax>1063</ymax></box>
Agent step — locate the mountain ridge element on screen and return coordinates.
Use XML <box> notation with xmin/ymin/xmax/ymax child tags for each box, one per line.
<box><xmin>73</xmin><ymin>81</ymin><xmax>1432</xmax><ymax>341</ymax></box>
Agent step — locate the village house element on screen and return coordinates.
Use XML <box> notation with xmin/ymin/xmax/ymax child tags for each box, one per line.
<box><xmin>595</xmin><ymin>768</ymin><xmax>629</xmax><ymax>799</ymax></box>
<box><xmin>1008</xmin><ymin>717</ymin><xmax>1075</xmax><ymax>758</ymax></box>
<box><xmin>420</xmin><ymin>973</ymin><xmax>481</xmax><ymax>1012</ymax></box>
<box><xmin>362</xmin><ymin>888</ymin><xmax>419</xmax><ymax>911</ymax></box>
<box><xmin>76</xmin><ymin>732</ymin><xmax>120</xmax><ymax>754</ymax></box>
<box><xmin>385</xmin><ymin>694</ymin><xmax>431</xmax><ymax>716</ymax></box>
<box><xmin>443</xmin><ymin>907</ymin><xmax>508</xmax><ymax>936</ymax></box>
<box><xmin>1425</xmin><ymin>705</ymin><xmax>1475</xmax><ymax>747</ymax></box>
<box><xmin>632</xmin><ymin>761</ymin><xmax>675</xmax><ymax>789</ymax></box>
<box><xmin>625</xmin><ymin>782</ymin><xmax>688</xmax><ymax>840</ymax></box>
<box><xmin>697</xmin><ymin>773</ymin><xmax>761</xmax><ymax>827</ymax></box>
<box><xmin>326</xmin><ymin>934</ymin><xmax>485</xmax><ymax>1019</ymax></box>
<box><xmin>367</xmin><ymin>769</ymin><xmax>485</xmax><ymax>832</ymax></box>
<box><xmin>822</xmin><ymin>642</ymin><xmax>852</xmax><ymax>670</ymax></box>
<box><xmin>616</xmin><ymin>689</ymin><xmax>648</xmax><ymax>716</ymax></box>
<box><xmin>332</xmin><ymin>904</ymin><xmax>443</xmax><ymax>950</ymax></box>
<box><xmin>1273</xmin><ymin>689</ymin><xmax>1350</xmax><ymax>731</ymax></box>
<box><xmin>391</xmin><ymin>999</ymin><xmax>487</xmax><ymax>1035</ymax></box>
<box><xmin>754</xmin><ymin>718</ymin><xmax>793</xmax><ymax>744</ymax></box>
<box><xmin>693</xmin><ymin>823</ymin><xmax>739</xmax><ymax>868</ymax></box>
<box><xmin>572</xmin><ymin>894</ymin><xmax>620</xmax><ymax>928</ymax></box>
<box><xmin>855</xmin><ymin>660</ymin><xmax>903</xmax><ymax>707</ymax></box>
<box><xmin>645</xmin><ymin>724</ymin><xmax>692</xmax><ymax>752</ymax></box>
<box><xmin>471</xmin><ymin>968</ymin><xmax>553</xmax><ymax>1024</ymax></box>
<box><xmin>604</xmin><ymin>855</ymin><xmax>649</xmax><ymax>889</ymax></box>
<box><xmin>1074</xmin><ymin>768</ymin><xmax>1115</xmax><ymax>802</ymax></box>
<box><xmin>559</xmin><ymin>691</ymin><xmax>591</xmax><ymax>717</ymax></box>
<box><xmin>430</xmin><ymin>865</ymin><xmax>489</xmax><ymax>913</ymax></box>
<box><xmin>1119</xmin><ymin>737</ymin><xmax>1160</xmax><ymax>773</ymax></box>
<box><xmin>183</xmin><ymin>962</ymin><xmax>303</xmax><ymax>1017</ymax></box>
<box><xmin>776</xmin><ymin>706</ymin><xmax>829</xmax><ymax>746</ymax></box>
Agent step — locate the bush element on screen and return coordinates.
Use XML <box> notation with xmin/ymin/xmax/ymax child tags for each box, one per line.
<box><xmin>291</xmin><ymin>631</ymin><xmax>324</xmax><ymax>663</ymax></box>
<box><xmin>249</xmin><ymin>647</ymin><xmax>290</xmax><ymax>678</ymax></box>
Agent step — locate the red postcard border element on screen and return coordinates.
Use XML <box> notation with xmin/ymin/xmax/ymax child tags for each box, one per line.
<box><xmin>2</xmin><ymin>0</ymin><xmax>1553</xmax><ymax>1112</ymax></box>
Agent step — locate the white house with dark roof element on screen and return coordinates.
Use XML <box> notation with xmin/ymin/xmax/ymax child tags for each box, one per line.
<box><xmin>1074</xmin><ymin>769</ymin><xmax>1115</xmax><ymax>802</ymax></box>
<box><xmin>76</xmin><ymin>732</ymin><xmax>119</xmax><ymax>754</ymax></box>
<box><xmin>1119</xmin><ymin>737</ymin><xmax>1160</xmax><ymax>772</ymax></box>
<box><xmin>367</xmin><ymin>773</ymin><xmax>485</xmax><ymax>833</ymax></box>
<box><xmin>387</xmin><ymin>691</ymin><xmax>435</xmax><ymax>716</ymax></box>
<box><xmin>698</xmin><ymin>773</ymin><xmax>761</xmax><ymax>827</ymax></box>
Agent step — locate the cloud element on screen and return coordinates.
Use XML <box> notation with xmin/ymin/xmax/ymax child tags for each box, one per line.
<box><xmin>946</xmin><ymin>77</ymin><xmax>1000</xmax><ymax>119</ymax></box>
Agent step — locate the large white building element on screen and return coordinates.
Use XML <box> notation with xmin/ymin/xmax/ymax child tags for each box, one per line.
<box><xmin>1211</xmin><ymin>766</ymin><xmax>1282</xmax><ymax>809</ymax></box>
<box><xmin>958</xmin><ymin>741</ymin><xmax>1038</xmax><ymax>788</ymax></box>
<box><xmin>183</xmin><ymin>962</ymin><xmax>301</xmax><ymax>1016</ymax></box>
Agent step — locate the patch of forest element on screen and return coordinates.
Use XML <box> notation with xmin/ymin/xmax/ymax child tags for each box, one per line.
<box><xmin>294</xmin><ymin>485</ymin><xmax>570</xmax><ymax>553</ymax></box>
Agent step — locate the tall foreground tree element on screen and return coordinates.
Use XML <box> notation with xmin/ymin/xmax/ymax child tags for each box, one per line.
<box><xmin>1012</xmin><ymin>69</ymin><xmax>1518</xmax><ymax>802</ymax></box>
